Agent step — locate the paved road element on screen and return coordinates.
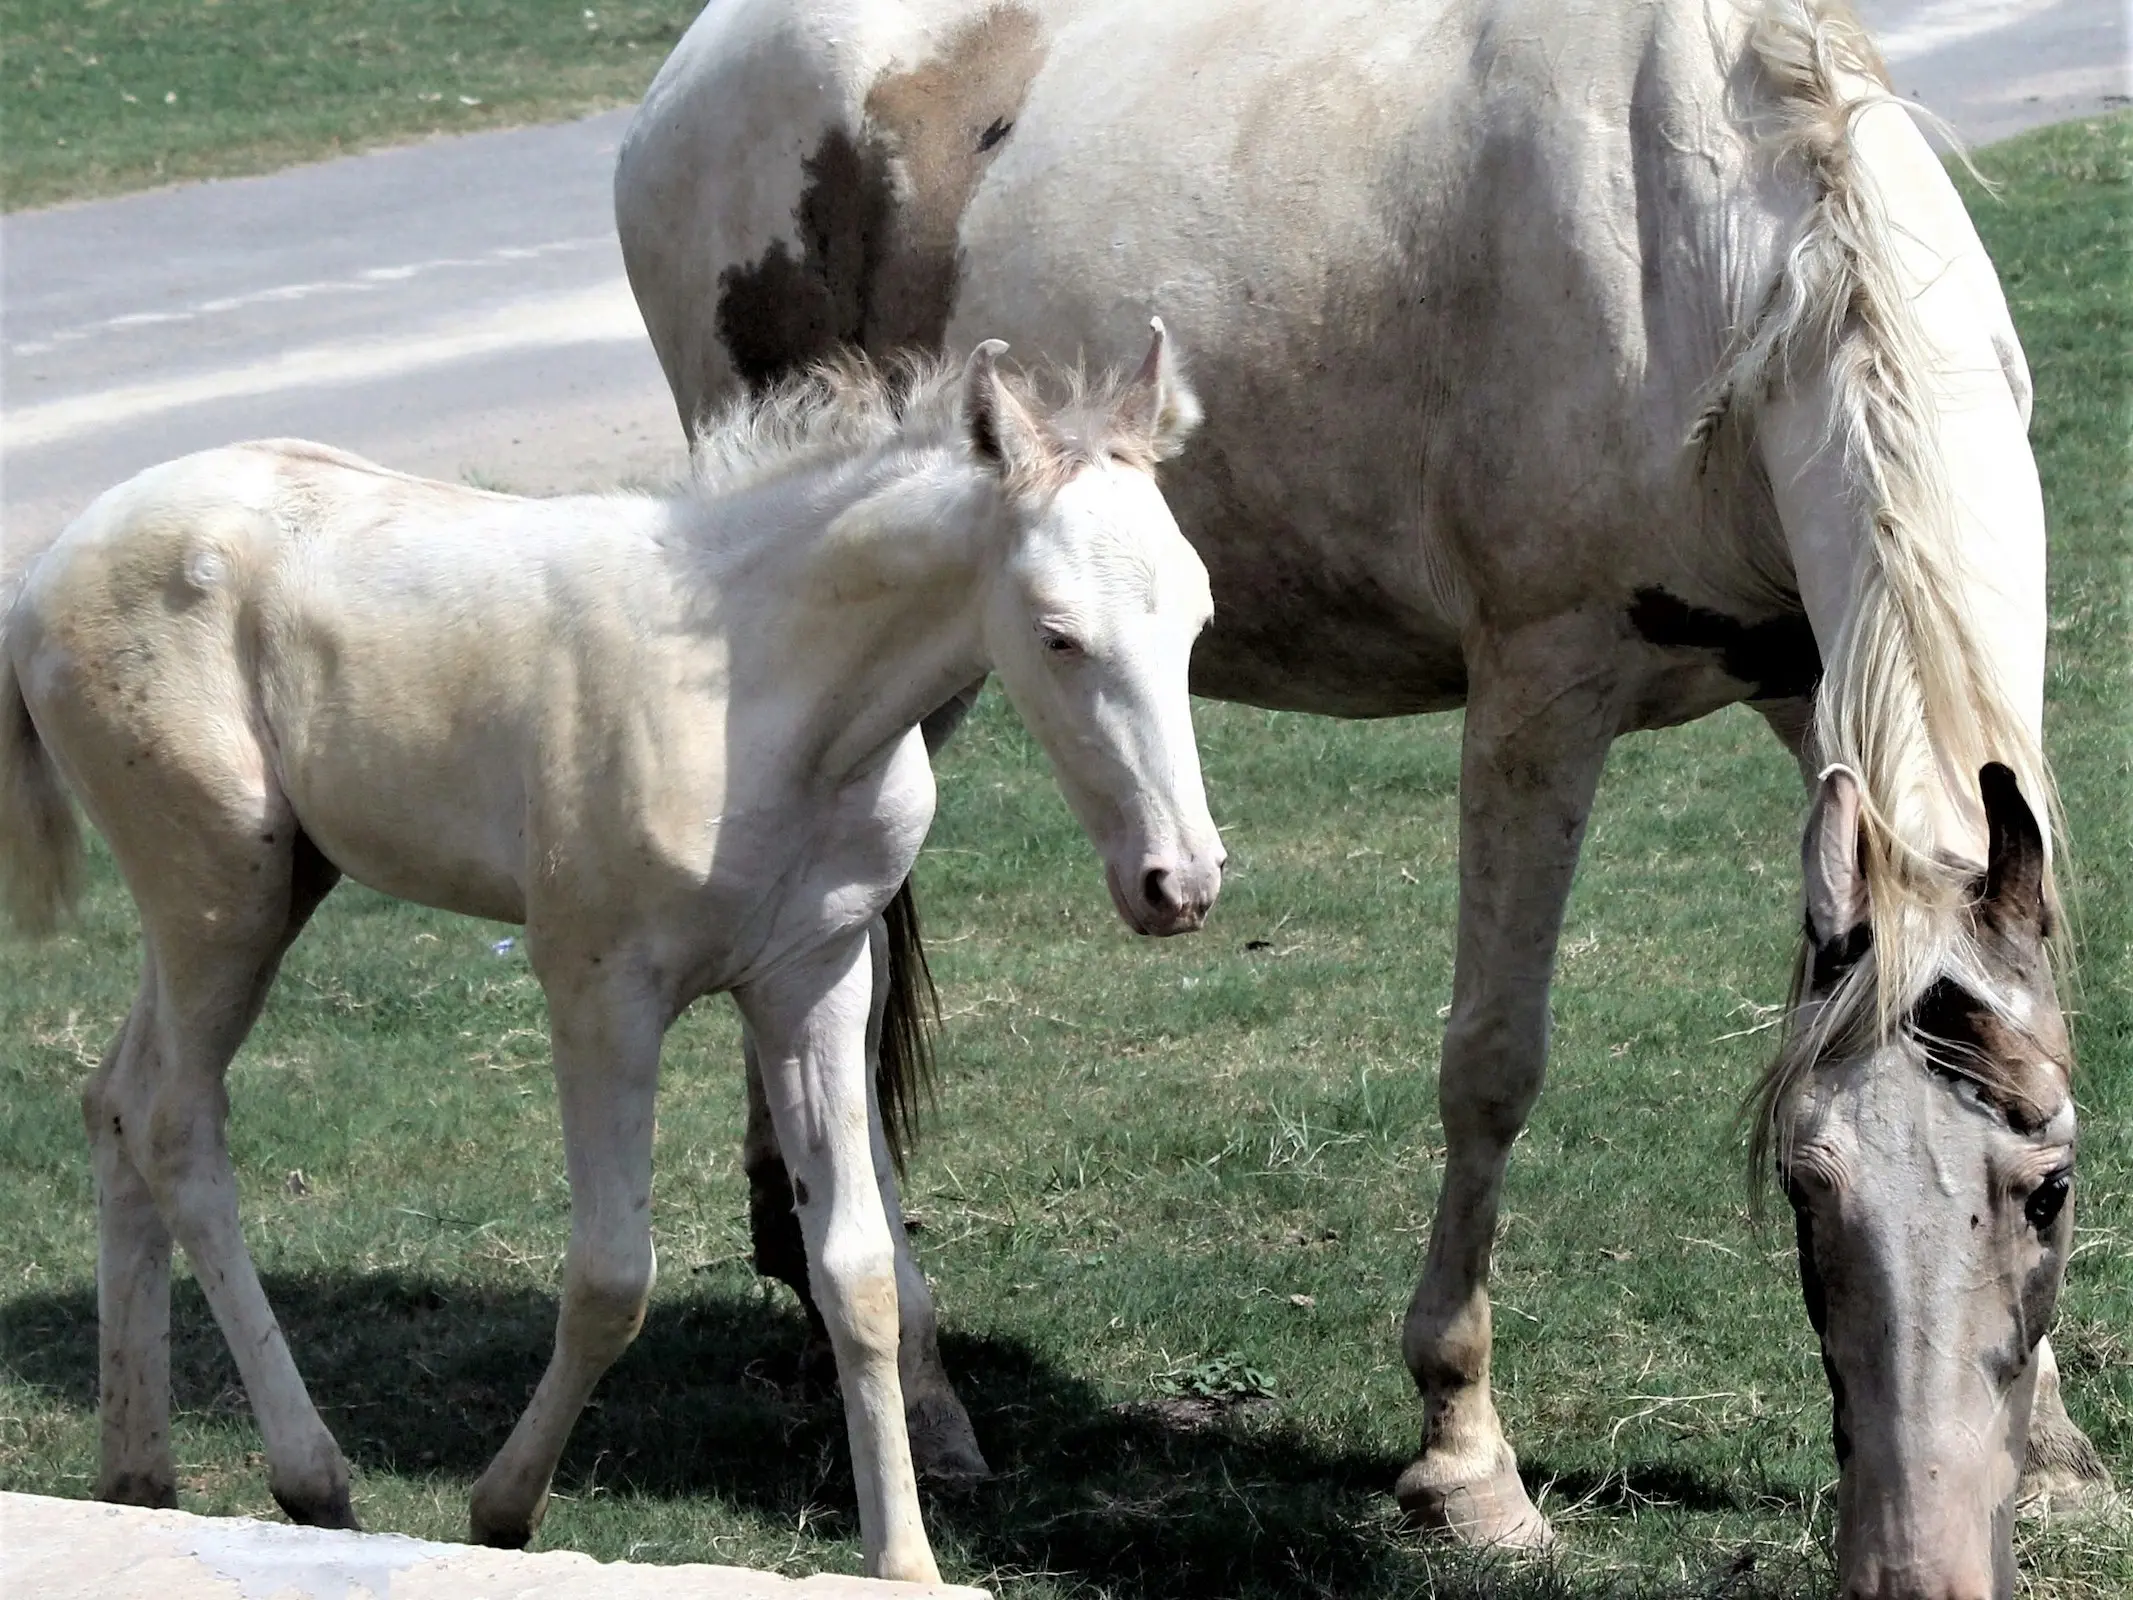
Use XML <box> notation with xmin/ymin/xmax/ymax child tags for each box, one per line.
<box><xmin>4</xmin><ymin>0</ymin><xmax>2126</xmax><ymax>564</ymax></box>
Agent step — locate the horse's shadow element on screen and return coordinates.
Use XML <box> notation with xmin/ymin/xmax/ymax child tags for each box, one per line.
<box><xmin>0</xmin><ymin>1273</ymin><xmax>1816</xmax><ymax>1598</ymax></box>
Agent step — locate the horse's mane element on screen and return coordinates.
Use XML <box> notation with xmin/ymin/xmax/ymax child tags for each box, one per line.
<box><xmin>686</xmin><ymin>350</ymin><xmax>1167</xmax><ymax>496</ymax></box>
<box><xmin>1710</xmin><ymin>0</ymin><xmax>2066</xmax><ymax>1174</ymax></box>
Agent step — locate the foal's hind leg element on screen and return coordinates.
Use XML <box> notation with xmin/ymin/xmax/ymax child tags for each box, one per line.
<box><xmin>1396</xmin><ymin>618</ymin><xmax>1623</xmax><ymax>1549</ymax></box>
<box><xmin>93</xmin><ymin>809</ymin><xmax>351</xmax><ymax>1525</ymax></box>
<box><xmin>82</xmin><ymin>984</ymin><xmax>176</xmax><ymax>1508</ymax></box>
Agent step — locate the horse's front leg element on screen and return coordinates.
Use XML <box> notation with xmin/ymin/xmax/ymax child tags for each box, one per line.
<box><xmin>1395</xmin><ymin>616</ymin><xmax>1624</xmax><ymax>1549</ymax></box>
<box><xmin>469</xmin><ymin>963</ymin><xmax>664</xmax><ymax>1548</ymax></box>
<box><xmin>738</xmin><ymin>934</ymin><xmax>941</xmax><ymax>1584</ymax></box>
<box><xmin>739</xmin><ymin>925</ymin><xmax>990</xmax><ymax>1478</ymax></box>
<box><xmin>857</xmin><ymin>913</ymin><xmax>989</xmax><ymax>1479</ymax></box>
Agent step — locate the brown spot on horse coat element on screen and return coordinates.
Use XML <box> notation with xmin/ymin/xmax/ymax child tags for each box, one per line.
<box><xmin>715</xmin><ymin>5</ymin><xmax>1046</xmax><ymax>386</ymax></box>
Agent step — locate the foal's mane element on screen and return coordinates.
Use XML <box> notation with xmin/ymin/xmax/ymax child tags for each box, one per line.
<box><xmin>687</xmin><ymin>350</ymin><xmax>1166</xmax><ymax>496</ymax></box>
<box><xmin>1709</xmin><ymin>0</ymin><xmax>2067</xmax><ymax>1168</ymax></box>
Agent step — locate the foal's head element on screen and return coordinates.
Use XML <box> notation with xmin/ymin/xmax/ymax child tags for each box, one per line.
<box><xmin>1762</xmin><ymin>764</ymin><xmax>2072</xmax><ymax>1599</ymax></box>
<box><xmin>960</xmin><ymin>323</ymin><xmax>1223</xmax><ymax>936</ymax></box>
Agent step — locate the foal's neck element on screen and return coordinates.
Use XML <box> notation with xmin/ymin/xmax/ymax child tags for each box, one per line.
<box><xmin>722</xmin><ymin>446</ymin><xmax>1000</xmax><ymax>789</ymax></box>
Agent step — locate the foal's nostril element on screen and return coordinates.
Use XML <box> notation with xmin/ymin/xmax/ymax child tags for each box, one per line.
<box><xmin>1142</xmin><ymin>867</ymin><xmax>1174</xmax><ymax>913</ymax></box>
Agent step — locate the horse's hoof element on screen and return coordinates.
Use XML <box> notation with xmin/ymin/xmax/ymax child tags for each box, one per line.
<box><xmin>97</xmin><ymin>1470</ymin><xmax>178</xmax><ymax>1511</ymax></box>
<box><xmin>909</xmin><ymin>1391</ymin><xmax>991</xmax><ymax>1481</ymax></box>
<box><xmin>271</xmin><ymin>1477</ymin><xmax>359</xmax><ymax>1531</ymax></box>
<box><xmin>2021</xmin><ymin>1415</ymin><xmax>2117</xmax><ymax>1518</ymax></box>
<box><xmin>469</xmin><ymin>1481</ymin><xmax>545</xmax><ymax>1549</ymax></box>
<box><xmin>2019</xmin><ymin>1460</ymin><xmax>2120</xmax><ymax>1520</ymax></box>
<box><xmin>1395</xmin><ymin>1456</ymin><xmax>1555</xmax><ymax>1550</ymax></box>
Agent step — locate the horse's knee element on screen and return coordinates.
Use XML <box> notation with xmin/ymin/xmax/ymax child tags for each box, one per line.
<box><xmin>814</xmin><ymin>1244</ymin><xmax>901</xmax><ymax>1364</ymax></box>
<box><xmin>1438</xmin><ymin>1016</ymin><xmax>1546</xmax><ymax>1149</ymax></box>
<box><xmin>561</xmin><ymin>1238</ymin><xmax>655</xmax><ymax>1351</ymax></box>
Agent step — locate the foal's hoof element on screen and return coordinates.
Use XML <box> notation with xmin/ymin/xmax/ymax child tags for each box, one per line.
<box><xmin>271</xmin><ymin>1478</ymin><xmax>360</xmax><ymax>1531</ymax></box>
<box><xmin>1395</xmin><ymin>1455</ymin><xmax>1555</xmax><ymax>1550</ymax></box>
<box><xmin>909</xmin><ymin>1391</ymin><xmax>991</xmax><ymax>1481</ymax></box>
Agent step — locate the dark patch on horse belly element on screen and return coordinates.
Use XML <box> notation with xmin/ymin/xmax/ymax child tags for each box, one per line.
<box><xmin>1628</xmin><ymin>587</ymin><xmax>1820</xmax><ymax>700</ymax></box>
<box><xmin>714</xmin><ymin>5</ymin><xmax>1046</xmax><ymax>387</ymax></box>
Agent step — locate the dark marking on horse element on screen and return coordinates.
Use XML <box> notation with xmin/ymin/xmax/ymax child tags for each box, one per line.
<box><xmin>714</xmin><ymin>5</ymin><xmax>1047</xmax><ymax>388</ymax></box>
<box><xmin>1909</xmin><ymin>976</ymin><xmax>2065</xmax><ymax>1132</ymax></box>
<box><xmin>1627</xmin><ymin>587</ymin><xmax>1821</xmax><ymax>700</ymax></box>
<box><xmin>715</xmin><ymin>130</ymin><xmax>895</xmax><ymax>389</ymax></box>
<box><xmin>1807</xmin><ymin>916</ymin><xmax>1871</xmax><ymax>993</ymax></box>
<box><xmin>792</xmin><ymin>1177</ymin><xmax>811</xmax><ymax>1207</ymax></box>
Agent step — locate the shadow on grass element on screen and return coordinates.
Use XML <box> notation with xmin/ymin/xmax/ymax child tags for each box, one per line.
<box><xmin>0</xmin><ymin>1272</ymin><xmax>1820</xmax><ymax>1599</ymax></box>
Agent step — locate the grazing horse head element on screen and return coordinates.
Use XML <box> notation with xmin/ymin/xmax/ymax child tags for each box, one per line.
<box><xmin>960</xmin><ymin>321</ymin><xmax>1224</xmax><ymax>935</ymax></box>
<box><xmin>1760</xmin><ymin>762</ymin><xmax>2073</xmax><ymax>1598</ymax></box>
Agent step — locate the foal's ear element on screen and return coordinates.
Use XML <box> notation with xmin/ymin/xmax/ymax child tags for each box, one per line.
<box><xmin>1114</xmin><ymin>316</ymin><xmax>1204</xmax><ymax>461</ymax></box>
<box><xmin>1978</xmin><ymin>762</ymin><xmax>2049</xmax><ymax>945</ymax></box>
<box><xmin>962</xmin><ymin>339</ymin><xmax>1050</xmax><ymax>480</ymax></box>
<box><xmin>1802</xmin><ymin>765</ymin><xmax>1869</xmax><ymax>955</ymax></box>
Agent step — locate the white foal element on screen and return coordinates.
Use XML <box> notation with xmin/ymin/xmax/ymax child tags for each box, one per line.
<box><xmin>0</xmin><ymin>326</ymin><xmax>1222</xmax><ymax>1583</ymax></box>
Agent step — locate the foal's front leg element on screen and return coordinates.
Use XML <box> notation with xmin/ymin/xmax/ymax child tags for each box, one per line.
<box><xmin>738</xmin><ymin>935</ymin><xmax>940</xmax><ymax>1584</ymax></box>
<box><xmin>740</xmin><ymin>910</ymin><xmax>988</xmax><ymax>1479</ymax></box>
<box><xmin>1395</xmin><ymin>616</ymin><xmax>1624</xmax><ymax>1549</ymax></box>
<box><xmin>469</xmin><ymin>967</ymin><xmax>663</xmax><ymax>1548</ymax></box>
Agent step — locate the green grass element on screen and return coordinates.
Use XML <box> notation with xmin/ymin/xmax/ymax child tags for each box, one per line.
<box><xmin>0</xmin><ymin>0</ymin><xmax>701</xmax><ymax>210</ymax></box>
<box><xmin>2</xmin><ymin>114</ymin><xmax>2129</xmax><ymax>1597</ymax></box>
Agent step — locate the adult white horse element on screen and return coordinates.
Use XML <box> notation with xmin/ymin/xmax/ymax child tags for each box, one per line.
<box><xmin>615</xmin><ymin>0</ymin><xmax>2109</xmax><ymax>1591</ymax></box>
<box><xmin>0</xmin><ymin>333</ymin><xmax>1220</xmax><ymax>1583</ymax></box>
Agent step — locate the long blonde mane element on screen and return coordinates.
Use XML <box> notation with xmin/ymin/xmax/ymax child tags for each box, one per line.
<box><xmin>1718</xmin><ymin>0</ymin><xmax>2066</xmax><ymax>1158</ymax></box>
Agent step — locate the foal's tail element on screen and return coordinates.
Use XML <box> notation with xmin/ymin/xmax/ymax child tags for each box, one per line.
<box><xmin>876</xmin><ymin>878</ymin><xmax>938</xmax><ymax>1174</ymax></box>
<box><xmin>0</xmin><ymin>637</ymin><xmax>83</xmax><ymax>936</ymax></box>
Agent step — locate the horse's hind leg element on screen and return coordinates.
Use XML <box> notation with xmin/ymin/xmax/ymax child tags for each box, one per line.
<box><xmin>93</xmin><ymin>805</ymin><xmax>351</xmax><ymax>1525</ymax></box>
<box><xmin>469</xmin><ymin>960</ymin><xmax>664</xmax><ymax>1549</ymax></box>
<box><xmin>82</xmin><ymin>984</ymin><xmax>176</xmax><ymax>1508</ymax></box>
<box><xmin>1395</xmin><ymin>618</ymin><xmax>1623</xmax><ymax>1550</ymax></box>
<box><xmin>737</xmin><ymin>936</ymin><xmax>938</xmax><ymax>1583</ymax></box>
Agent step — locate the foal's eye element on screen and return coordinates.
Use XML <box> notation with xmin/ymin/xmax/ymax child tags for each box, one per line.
<box><xmin>1040</xmin><ymin>630</ymin><xmax>1082</xmax><ymax>658</ymax></box>
<box><xmin>2025</xmin><ymin>1170</ymin><xmax>2072</xmax><ymax>1233</ymax></box>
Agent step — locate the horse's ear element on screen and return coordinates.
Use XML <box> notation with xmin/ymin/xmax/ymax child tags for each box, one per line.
<box><xmin>1114</xmin><ymin>317</ymin><xmax>1203</xmax><ymax>460</ymax></box>
<box><xmin>1978</xmin><ymin>762</ymin><xmax>2048</xmax><ymax>944</ymax></box>
<box><xmin>1803</xmin><ymin>765</ymin><xmax>1869</xmax><ymax>957</ymax></box>
<box><xmin>962</xmin><ymin>339</ymin><xmax>1049</xmax><ymax>480</ymax></box>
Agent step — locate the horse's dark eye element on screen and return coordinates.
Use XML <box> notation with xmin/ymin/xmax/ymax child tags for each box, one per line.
<box><xmin>2025</xmin><ymin>1170</ymin><xmax>2071</xmax><ymax>1233</ymax></box>
<box><xmin>1042</xmin><ymin>631</ymin><xmax>1081</xmax><ymax>656</ymax></box>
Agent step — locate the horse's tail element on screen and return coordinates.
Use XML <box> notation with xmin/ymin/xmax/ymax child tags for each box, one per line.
<box><xmin>0</xmin><ymin>627</ymin><xmax>83</xmax><ymax>936</ymax></box>
<box><xmin>876</xmin><ymin>876</ymin><xmax>939</xmax><ymax>1175</ymax></box>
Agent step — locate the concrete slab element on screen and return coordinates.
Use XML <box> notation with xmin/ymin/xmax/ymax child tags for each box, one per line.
<box><xmin>0</xmin><ymin>1492</ymin><xmax>992</xmax><ymax>1600</ymax></box>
